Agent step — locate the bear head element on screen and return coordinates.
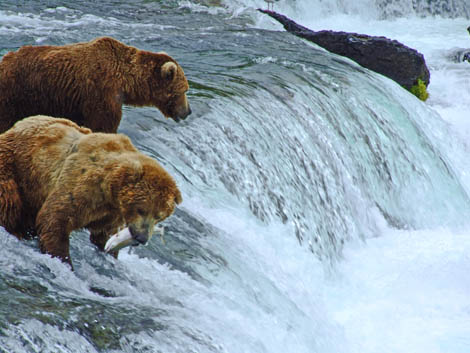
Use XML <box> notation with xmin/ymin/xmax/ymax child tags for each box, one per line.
<box><xmin>135</xmin><ymin>51</ymin><xmax>191</xmax><ymax>122</ymax></box>
<box><xmin>111</xmin><ymin>157</ymin><xmax>182</xmax><ymax>245</ymax></box>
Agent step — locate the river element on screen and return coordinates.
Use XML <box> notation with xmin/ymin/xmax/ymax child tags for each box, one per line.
<box><xmin>0</xmin><ymin>1</ymin><xmax>469</xmax><ymax>352</ymax></box>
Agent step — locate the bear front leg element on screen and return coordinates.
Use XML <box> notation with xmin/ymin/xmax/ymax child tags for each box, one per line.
<box><xmin>36</xmin><ymin>197</ymin><xmax>74</xmax><ymax>269</ymax></box>
<box><xmin>40</xmin><ymin>229</ymin><xmax>72</xmax><ymax>269</ymax></box>
<box><xmin>0</xmin><ymin>179</ymin><xmax>23</xmax><ymax>238</ymax></box>
<box><xmin>0</xmin><ymin>147</ymin><xmax>24</xmax><ymax>238</ymax></box>
<box><xmin>82</xmin><ymin>100</ymin><xmax>122</xmax><ymax>133</ymax></box>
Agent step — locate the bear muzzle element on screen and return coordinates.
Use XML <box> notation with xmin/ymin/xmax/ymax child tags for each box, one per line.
<box><xmin>171</xmin><ymin>102</ymin><xmax>192</xmax><ymax>122</ymax></box>
<box><xmin>129</xmin><ymin>224</ymin><xmax>153</xmax><ymax>245</ymax></box>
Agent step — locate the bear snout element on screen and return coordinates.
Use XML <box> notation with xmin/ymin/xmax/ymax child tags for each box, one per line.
<box><xmin>129</xmin><ymin>224</ymin><xmax>152</xmax><ymax>245</ymax></box>
<box><xmin>171</xmin><ymin>103</ymin><xmax>191</xmax><ymax>122</ymax></box>
<box><xmin>167</xmin><ymin>93</ymin><xmax>192</xmax><ymax>122</ymax></box>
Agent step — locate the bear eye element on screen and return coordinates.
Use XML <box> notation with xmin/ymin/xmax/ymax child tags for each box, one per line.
<box><xmin>137</xmin><ymin>208</ymin><xmax>146</xmax><ymax>216</ymax></box>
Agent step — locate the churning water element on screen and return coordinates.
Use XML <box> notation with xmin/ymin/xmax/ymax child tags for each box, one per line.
<box><xmin>1</xmin><ymin>0</ymin><xmax>470</xmax><ymax>352</ymax></box>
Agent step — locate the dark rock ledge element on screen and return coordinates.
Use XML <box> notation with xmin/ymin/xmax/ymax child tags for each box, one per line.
<box><xmin>259</xmin><ymin>9</ymin><xmax>430</xmax><ymax>91</ymax></box>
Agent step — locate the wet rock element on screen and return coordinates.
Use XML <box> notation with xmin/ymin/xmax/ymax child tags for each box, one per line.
<box><xmin>448</xmin><ymin>48</ymin><xmax>470</xmax><ymax>63</ymax></box>
<box><xmin>259</xmin><ymin>9</ymin><xmax>430</xmax><ymax>90</ymax></box>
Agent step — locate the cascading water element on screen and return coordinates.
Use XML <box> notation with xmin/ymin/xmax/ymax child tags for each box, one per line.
<box><xmin>1</xmin><ymin>1</ymin><xmax>470</xmax><ymax>352</ymax></box>
<box><xmin>225</xmin><ymin>0</ymin><xmax>470</xmax><ymax>19</ymax></box>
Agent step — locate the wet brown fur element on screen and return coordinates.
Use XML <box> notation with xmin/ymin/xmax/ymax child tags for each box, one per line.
<box><xmin>0</xmin><ymin>36</ymin><xmax>190</xmax><ymax>133</ymax></box>
<box><xmin>0</xmin><ymin>115</ymin><xmax>182</xmax><ymax>268</ymax></box>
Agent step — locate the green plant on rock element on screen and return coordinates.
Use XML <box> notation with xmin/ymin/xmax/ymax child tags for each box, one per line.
<box><xmin>409</xmin><ymin>78</ymin><xmax>429</xmax><ymax>101</ymax></box>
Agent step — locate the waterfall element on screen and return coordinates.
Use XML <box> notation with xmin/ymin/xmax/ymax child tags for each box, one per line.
<box><xmin>125</xmin><ymin>42</ymin><xmax>470</xmax><ymax>262</ymax></box>
<box><xmin>226</xmin><ymin>0</ymin><xmax>470</xmax><ymax>19</ymax></box>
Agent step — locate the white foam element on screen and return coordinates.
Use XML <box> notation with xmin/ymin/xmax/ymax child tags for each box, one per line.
<box><xmin>1</xmin><ymin>319</ymin><xmax>99</xmax><ymax>353</ymax></box>
<box><xmin>0</xmin><ymin>8</ymin><xmax>173</xmax><ymax>42</ymax></box>
<box><xmin>325</xmin><ymin>226</ymin><xmax>470</xmax><ymax>353</ymax></box>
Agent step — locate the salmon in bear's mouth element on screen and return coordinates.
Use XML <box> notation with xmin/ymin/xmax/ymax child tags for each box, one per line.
<box><xmin>104</xmin><ymin>226</ymin><xmax>165</xmax><ymax>253</ymax></box>
<box><xmin>104</xmin><ymin>228</ymin><xmax>137</xmax><ymax>253</ymax></box>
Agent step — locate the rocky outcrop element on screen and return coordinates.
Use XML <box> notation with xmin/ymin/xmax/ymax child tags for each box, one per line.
<box><xmin>259</xmin><ymin>9</ymin><xmax>430</xmax><ymax>90</ymax></box>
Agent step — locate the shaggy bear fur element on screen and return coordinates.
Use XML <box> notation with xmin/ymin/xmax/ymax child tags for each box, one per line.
<box><xmin>0</xmin><ymin>115</ymin><xmax>182</xmax><ymax>268</ymax></box>
<box><xmin>0</xmin><ymin>36</ymin><xmax>191</xmax><ymax>133</ymax></box>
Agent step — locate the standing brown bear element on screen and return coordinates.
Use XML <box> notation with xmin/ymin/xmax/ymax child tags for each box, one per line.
<box><xmin>0</xmin><ymin>36</ymin><xmax>191</xmax><ymax>133</ymax></box>
<box><xmin>0</xmin><ymin>115</ymin><xmax>182</xmax><ymax>269</ymax></box>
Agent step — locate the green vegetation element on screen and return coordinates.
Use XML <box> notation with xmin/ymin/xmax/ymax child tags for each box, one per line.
<box><xmin>409</xmin><ymin>79</ymin><xmax>429</xmax><ymax>101</ymax></box>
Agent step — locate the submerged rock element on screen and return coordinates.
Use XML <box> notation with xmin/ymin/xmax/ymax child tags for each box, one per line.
<box><xmin>259</xmin><ymin>9</ymin><xmax>430</xmax><ymax>91</ymax></box>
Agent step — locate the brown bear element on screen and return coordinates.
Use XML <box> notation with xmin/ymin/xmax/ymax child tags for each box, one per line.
<box><xmin>0</xmin><ymin>36</ymin><xmax>191</xmax><ymax>133</ymax></box>
<box><xmin>0</xmin><ymin>115</ymin><xmax>182</xmax><ymax>269</ymax></box>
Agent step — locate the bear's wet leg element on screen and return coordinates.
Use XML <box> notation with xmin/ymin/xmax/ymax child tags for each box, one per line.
<box><xmin>36</xmin><ymin>197</ymin><xmax>74</xmax><ymax>269</ymax></box>
<box><xmin>0</xmin><ymin>150</ymin><xmax>24</xmax><ymax>237</ymax></box>
<box><xmin>38</xmin><ymin>229</ymin><xmax>73</xmax><ymax>269</ymax></box>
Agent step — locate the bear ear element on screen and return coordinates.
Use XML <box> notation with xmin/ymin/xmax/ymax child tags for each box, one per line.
<box><xmin>175</xmin><ymin>189</ymin><xmax>182</xmax><ymax>205</ymax></box>
<box><xmin>161</xmin><ymin>61</ymin><xmax>177</xmax><ymax>82</ymax></box>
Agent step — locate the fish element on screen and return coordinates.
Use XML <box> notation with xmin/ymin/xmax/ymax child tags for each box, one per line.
<box><xmin>104</xmin><ymin>225</ymin><xmax>165</xmax><ymax>253</ymax></box>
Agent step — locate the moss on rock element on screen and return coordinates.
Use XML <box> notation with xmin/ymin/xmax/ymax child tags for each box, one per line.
<box><xmin>410</xmin><ymin>78</ymin><xmax>429</xmax><ymax>101</ymax></box>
